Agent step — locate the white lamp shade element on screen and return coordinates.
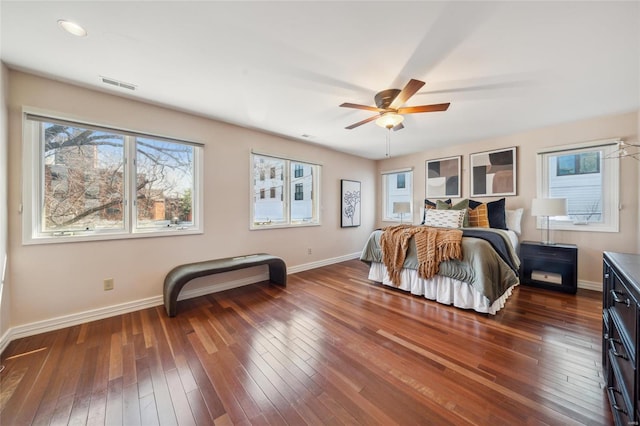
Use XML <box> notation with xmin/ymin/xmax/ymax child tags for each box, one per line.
<box><xmin>531</xmin><ymin>198</ymin><xmax>567</xmax><ymax>217</ymax></box>
<box><xmin>393</xmin><ymin>202</ymin><xmax>411</xmax><ymax>214</ymax></box>
<box><xmin>376</xmin><ymin>113</ymin><xmax>404</xmax><ymax>129</ymax></box>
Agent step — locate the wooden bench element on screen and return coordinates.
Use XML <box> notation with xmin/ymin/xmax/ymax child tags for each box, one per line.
<box><xmin>163</xmin><ymin>253</ymin><xmax>287</xmax><ymax>317</ymax></box>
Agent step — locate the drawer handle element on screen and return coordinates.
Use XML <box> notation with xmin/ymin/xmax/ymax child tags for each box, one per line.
<box><xmin>607</xmin><ymin>387</ymin><xmax>628</xmax><ymax>414</ymax></box>
<box><xmin>610</xmin><ymin>290</ymin><xmax>631</xmax><ymax>307</ymax></box>
<box><xmin>608</xmin><ymin>338</ymin><xmax>628</xmax><ymax>360</ymax></box>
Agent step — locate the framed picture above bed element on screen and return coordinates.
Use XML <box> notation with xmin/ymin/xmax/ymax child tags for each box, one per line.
<box><xmin>340</xmin><ymin>179</ymin><xmax>361</xmax><ymax>227</ymax></box>
<box><xmin>425</xmin><ymin>155</ymin><xmax>461</xmax><ymax>198</ymax></box>
<box><xmin>470</xmin><ymin>147</ymin><xmax>517</xmax><ymax>197</ymax></box>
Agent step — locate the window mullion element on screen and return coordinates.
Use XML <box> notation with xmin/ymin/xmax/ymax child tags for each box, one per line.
<box><xmin>284</xmin><ymin>160</ymin><xmax>291</xmax><ymax>224</ymax></box>
<box><xmin>126</xmin><ymin>136</ymin><xmax>136</xmax><ymax>233</ymax></box>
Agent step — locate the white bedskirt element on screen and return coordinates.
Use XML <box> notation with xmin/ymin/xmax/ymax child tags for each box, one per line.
<box><xmin>368</xmin><ymin>262</ymin><xmax>517</xmax><ymax>315</ymax></box>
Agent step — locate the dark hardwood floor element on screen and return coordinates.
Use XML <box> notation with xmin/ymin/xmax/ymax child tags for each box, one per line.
<box><xmin>1</xmin><ymin>259</ymin><xmax>612</xmax><ymax>425</ymax></box>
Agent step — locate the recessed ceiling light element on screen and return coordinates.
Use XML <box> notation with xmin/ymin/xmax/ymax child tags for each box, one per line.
<box><xmin>57</xmin><ymin>20</ymin><xmax>87</xmax><ymax>37</ymax></box>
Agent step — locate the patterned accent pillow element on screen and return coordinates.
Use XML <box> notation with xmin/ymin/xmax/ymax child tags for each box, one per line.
<box><xmin>469</xmin><ymin>198</ymin><xmax>507</xmax><ymax>230</ymax></box>
<box><xmin>436</xmin><ymin>199</ymin><xmax>469</xmax><ymax>227</ymax></box>
<box><xmin>421</xmin><ymin>198</ymin><xmax>450</xmax><ymax>224</ymax></box>
<box><xmin>424</xmin><ymin>209</ymin><xmax>466</xmax><ymax>228</ymax></box>
<box><xmin>468</xmin><ymin>203</ymin><xmax>490</xmax><ymax>228</ymax></box>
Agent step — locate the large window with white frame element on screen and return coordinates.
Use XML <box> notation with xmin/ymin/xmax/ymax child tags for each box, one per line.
<box><xmin>23</xmin><ymin>113</ymin><xmax>203</xmax><ymax>244</ymax></box>
<box><xmin>251</xmin><ymin>153</ymin><xmax>320</xmax><ymax>229</ymax></box>
<box><xmin>537</xmin><ymin>139</ymin><xmax>620</xmax><ymax>233</ymax></box>
<box><xmin>382</xmin><ymin>169</ymin><xmax>413</xmax><ymax>222</ymax></box>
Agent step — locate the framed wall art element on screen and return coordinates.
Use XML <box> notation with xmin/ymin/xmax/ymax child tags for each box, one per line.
<box><xmin>425</xmin><ymin>155</ymin><xmax>461</xmax><ymax>198</ymax></box>
<box><xmin>470</xmin><ymin>147</ymin><xmax>517</xmax><ymax>197</ymax></box>
<box><xmin>340</xmin><ymin>179</ymin><xmax>361</xmax><ymax>227</ymax></box>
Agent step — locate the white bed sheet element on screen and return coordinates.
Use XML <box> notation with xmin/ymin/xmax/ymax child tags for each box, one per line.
<box><xmin>504</xmin><ymin>229</ymin><xmax>519</xmax><ymax>251</ymax></box>
<box><xmin>368</xmin><ymin>262</ymin><xmax>517</xmax><ymax>315</ymax></box>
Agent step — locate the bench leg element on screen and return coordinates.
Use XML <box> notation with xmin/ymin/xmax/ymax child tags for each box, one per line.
<box><xmin>268</xmin><ymin>261</ymin><xmax>287</xmax><ymax>286</ymax></box>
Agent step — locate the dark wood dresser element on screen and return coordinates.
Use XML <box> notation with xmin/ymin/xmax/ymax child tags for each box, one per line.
<box><xmin>603</xmin><ymin>251</ymin><xmax>640</xmax><ymax>425</ymax></box>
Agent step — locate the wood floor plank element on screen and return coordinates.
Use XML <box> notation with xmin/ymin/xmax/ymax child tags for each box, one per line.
<box><xmin>1</xmin><ymin>259</ymin><xmax>613</xmax><ymax>425</ymax></box>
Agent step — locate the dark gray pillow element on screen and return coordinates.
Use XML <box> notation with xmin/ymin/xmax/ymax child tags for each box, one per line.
<box><xmin>469</xmin><ymin>198</ymin><xmax>507</xmax><ymax>230</ymax></box>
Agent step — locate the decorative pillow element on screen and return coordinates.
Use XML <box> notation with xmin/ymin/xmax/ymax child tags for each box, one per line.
<box><xmin>506</xmin><ymin>208</ymin><xmax>524</xmax><ymax>235</ymax></box>
<box><xmin>468</xmin><ymin>203</ymin><xmax>490</xmax><ymax>228</ymax></box>
<box><xmin>421</xmin><ymin>198</ymin><xmax>451</xmax><ymax>224</ymax></box>
<box><xmin>424</xmin><ymin>209</ymin><xmax>465</xmax><ymax>229</ymax></box>
<box><xmin>469</xmin><ymin>198</ymin><xmax>507</xmax><ymax>230</ymax></box>
<box><xmin>436</xmin><ymin>199</ymin><xmax>469</xmax><ymax>227</ymax></box>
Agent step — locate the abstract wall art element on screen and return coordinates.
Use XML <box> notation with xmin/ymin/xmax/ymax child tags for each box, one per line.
<box><xmin>425</xmin><ymin>156</ymin><xmax>461</xmax><ymax>198</ymax></box>
<box><xmin>470</xmin><ymin>147</ymin><xmax>517</xmax><ymax>197</ymax></box>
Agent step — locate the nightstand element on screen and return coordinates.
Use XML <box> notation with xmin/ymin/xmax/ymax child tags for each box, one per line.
<box><xmin>519</xmin><ymin>241</ymin><xmax>578</xmax><ymax>293</ymax></box>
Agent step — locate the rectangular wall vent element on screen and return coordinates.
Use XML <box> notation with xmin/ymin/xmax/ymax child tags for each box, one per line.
<box><xmin>100</xmin><ymin>76</ymin><xmax>137</xmax><ymax>91</ymax></box>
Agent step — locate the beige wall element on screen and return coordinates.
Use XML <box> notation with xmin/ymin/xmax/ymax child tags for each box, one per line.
<box><xmin>6</xmin><ymin>70</ymin><xmax>377</xmax><ymax>328</ymax></box>
<box><xmin>0</xmin><ymin>63</ymin><xmax>10</xmax><ymax>343</ymax></box>
<box><xmin>377</xmin><ymin>111</ymin><xmax>639</xmax><ymax>286</ymax></box>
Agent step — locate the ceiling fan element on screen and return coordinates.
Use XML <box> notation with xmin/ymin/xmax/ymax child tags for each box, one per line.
<box><xmin>340</xmin><ymin>79</ymin><xmax>450</xmax><ymax>131</ymax></box>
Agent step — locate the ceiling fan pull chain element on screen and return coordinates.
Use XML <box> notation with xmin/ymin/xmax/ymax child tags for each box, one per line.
<box><xmin>386</xmin><ymin>128</ymin><xmax>391</xmax><ymax>158</ymax></box>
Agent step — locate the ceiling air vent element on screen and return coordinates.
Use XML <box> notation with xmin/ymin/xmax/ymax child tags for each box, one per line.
<box><xmin>100</xmin><ymin>76</ymin><xmax>137</xmax><ymax>91</ymax></box>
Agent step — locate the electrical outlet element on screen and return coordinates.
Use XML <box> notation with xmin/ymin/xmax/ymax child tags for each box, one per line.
<box><xmin>307</xmin><ymin>248</ymin><xmax>312</xmax><ymax>255</ymax></box>
<box><xmin>103</xmin><ymin>278</ymin><xmax>114</xmax><ymax>291</ymax></box>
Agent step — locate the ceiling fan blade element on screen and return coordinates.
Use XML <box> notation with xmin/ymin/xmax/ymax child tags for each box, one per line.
<box><xmin>389</xmin><ymin>79</ymin><xmax>426</xmax><ymax>109</ymax></box>
<box><xmin>345</xmin><ymin>114</ymin><xmax>379</xmax><ymax>130</ymax></box>
<box><xmin>392</xmin><ymin>122</ymin><xmax>405</xmax><ymax>131</ymax></box>
<box><xmin>398</xmin><ymin>103</ymin><xmax>450</xmax><ymax>114</ymax></box>
<box><xmin>339</xmin><ymin>102</ymin><xmax>382</xmax><ymax>112</ymax></box>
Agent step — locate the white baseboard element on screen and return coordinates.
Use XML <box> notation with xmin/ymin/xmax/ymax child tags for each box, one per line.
<box><xmin>288</xmin><ymin>252</ymin><xmax>361</xmax><ymax>274</ymax></box>
<box><xmin>578</xmin><ymin>279</ymin><xmax>602</xmax><ymax>292</ymax></box>
<box><xmin>0</xmin><ymin>252</ymin><xmax>362</xmax><ymax>354</ymax></box>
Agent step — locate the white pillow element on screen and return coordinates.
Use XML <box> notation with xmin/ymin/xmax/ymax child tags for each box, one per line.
<box><xmin>424</xmin><ymin>209</ymin><xmax>465</xmax><ymax>229</ymax></box>
<box><xmin>506</xmin><ymin>208</ymin><xmax>524</xmax><ymax>235</ymax></box>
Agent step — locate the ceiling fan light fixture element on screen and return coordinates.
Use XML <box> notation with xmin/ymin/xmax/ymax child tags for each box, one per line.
<box><xmin>376</xmin><ymin>112</ymin><xmax>404</xmax><ymax>129</ymax></box>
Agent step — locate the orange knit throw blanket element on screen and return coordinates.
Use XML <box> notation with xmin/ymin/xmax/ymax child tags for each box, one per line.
<box><xmin>380</xmin><ymin>225</ymin><xmax>463</xmax><ymax>286</ymax></box>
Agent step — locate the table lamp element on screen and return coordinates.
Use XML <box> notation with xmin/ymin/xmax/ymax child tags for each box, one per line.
<box><xmin>393</xmin><ymin>202</ymin><xmax>411</xmax><ymax>224</ymax></box>
<box><xmin>531</xmin><ymin>198</ymin><xmax>567</xmax><ymax>245</ymax></box>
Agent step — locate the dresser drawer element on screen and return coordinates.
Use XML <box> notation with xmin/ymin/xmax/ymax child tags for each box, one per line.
<box><xmin>607</xmin><ymin>271</ymin><xmax>638</xmax><ymax>359</ymax></box>
<box><xmin>608</xmin><ymin>354</ymin><xmax>635</xmax><ymax>426</ymax></box>
<box><xmin>608</xmin><ymin>324</ymin><xmax>636</xmax><ymax>397</ymax></box>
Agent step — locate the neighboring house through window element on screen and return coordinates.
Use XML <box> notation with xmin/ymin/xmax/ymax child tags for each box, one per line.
<box><xmin>382</xmin><ymin>169</ymin><xmax>413</xmax><ymax>221</ymax></box>
<box><xmin>22</xmin><ymin>112</ymin><xmax>203</xmax><ymax>243</ymax></box>
<box><xmin>537</xmin><ymin>138</ymin><xmax>620</xmax><ymax>232</ymax></box>
<box><xmin>251</xmin><ymin>153</ymin><xmax>320</xmax><ymax>228</ymax></box>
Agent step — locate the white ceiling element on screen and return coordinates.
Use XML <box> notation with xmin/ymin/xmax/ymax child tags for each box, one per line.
<box><xmin>1</xmin><ymin>1</ymin><xmax>639</xmax><ymax>159</ymax></box>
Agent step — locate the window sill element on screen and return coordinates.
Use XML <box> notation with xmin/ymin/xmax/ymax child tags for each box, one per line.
<box><xmin>539</xmin><ymin>223</ymin><xmax>619</xmax><ymax>233</ymax></box>
<box><xmin>250</xmin><ymin>222</ymin><xmax>321</xmax><ymax>231</ymax></box>
<box><xmin>23</xmin><ymin>227</ymin><xmax>203</xmax><ymax>245</ymax></box>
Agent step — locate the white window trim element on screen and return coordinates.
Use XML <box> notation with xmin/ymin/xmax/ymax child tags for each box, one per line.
<box><xmin>536</xmin><ymin>138</ymin><xmax>620</xmax><ymax>233</ymax></box>
<box><xmin>381</xmin><ymin>168</ymin><xmax>414</xmax><ymax>222</ymax></box>
<box><xmin>249</xmin><ymin>152</ymin><xmax>321</xmax><ymax>230</ymax></box>
<box><xmin>21</xmin><ymin>109</ymin><xmax>204</xmax><ymax>245</ymax></box>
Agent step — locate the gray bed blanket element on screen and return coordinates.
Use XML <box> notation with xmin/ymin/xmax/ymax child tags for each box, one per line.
<box><xmin>360</xmin><ymin>227</ymin><xmax>520</xmax><ymax>304</ymax></box>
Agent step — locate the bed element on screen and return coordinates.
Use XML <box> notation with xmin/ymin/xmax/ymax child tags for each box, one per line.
<box><xmin>360</xmin><ymin>199</ymin><xmax>522</xmax><ymax>314</ymax></box>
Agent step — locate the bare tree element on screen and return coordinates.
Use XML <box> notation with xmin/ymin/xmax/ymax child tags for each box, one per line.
<box><xmin>43</xmin><ymin>123</ymin><xmax>193</xmax><ymax>231</ymax></box>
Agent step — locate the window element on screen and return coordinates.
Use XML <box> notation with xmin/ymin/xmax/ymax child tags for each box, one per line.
<box><xmin>537</xmin><ymin>139</ymin><xmax>619</xmax><ymax>232</ymax></box>
<box><xmin>251</xmin><ymin>153</ymin><xmax>320</xmax><ymax>228</ymax></box>
<box><xmin>23</xmin><ymin>113</ymin><xmax>203</xmax><ymax>243</ymax></box>
<box><xmin>382</xmin><ymin>169</ymin><xmax>413</xmax><ymax>221</ymax></box>
<box><xmin>397</xmin><ymin>173</ymin><xmax>406</xmax><ymax>189</ymax></box>
<box><xmin>556</xmin><ymin>152</ymin><xmax>600</xmax><ymax>176</ymax></box>
<box><xmin>294</xmin><ymin>183</ymin><xmax>303</xmax><ymax>201</ymax></box>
